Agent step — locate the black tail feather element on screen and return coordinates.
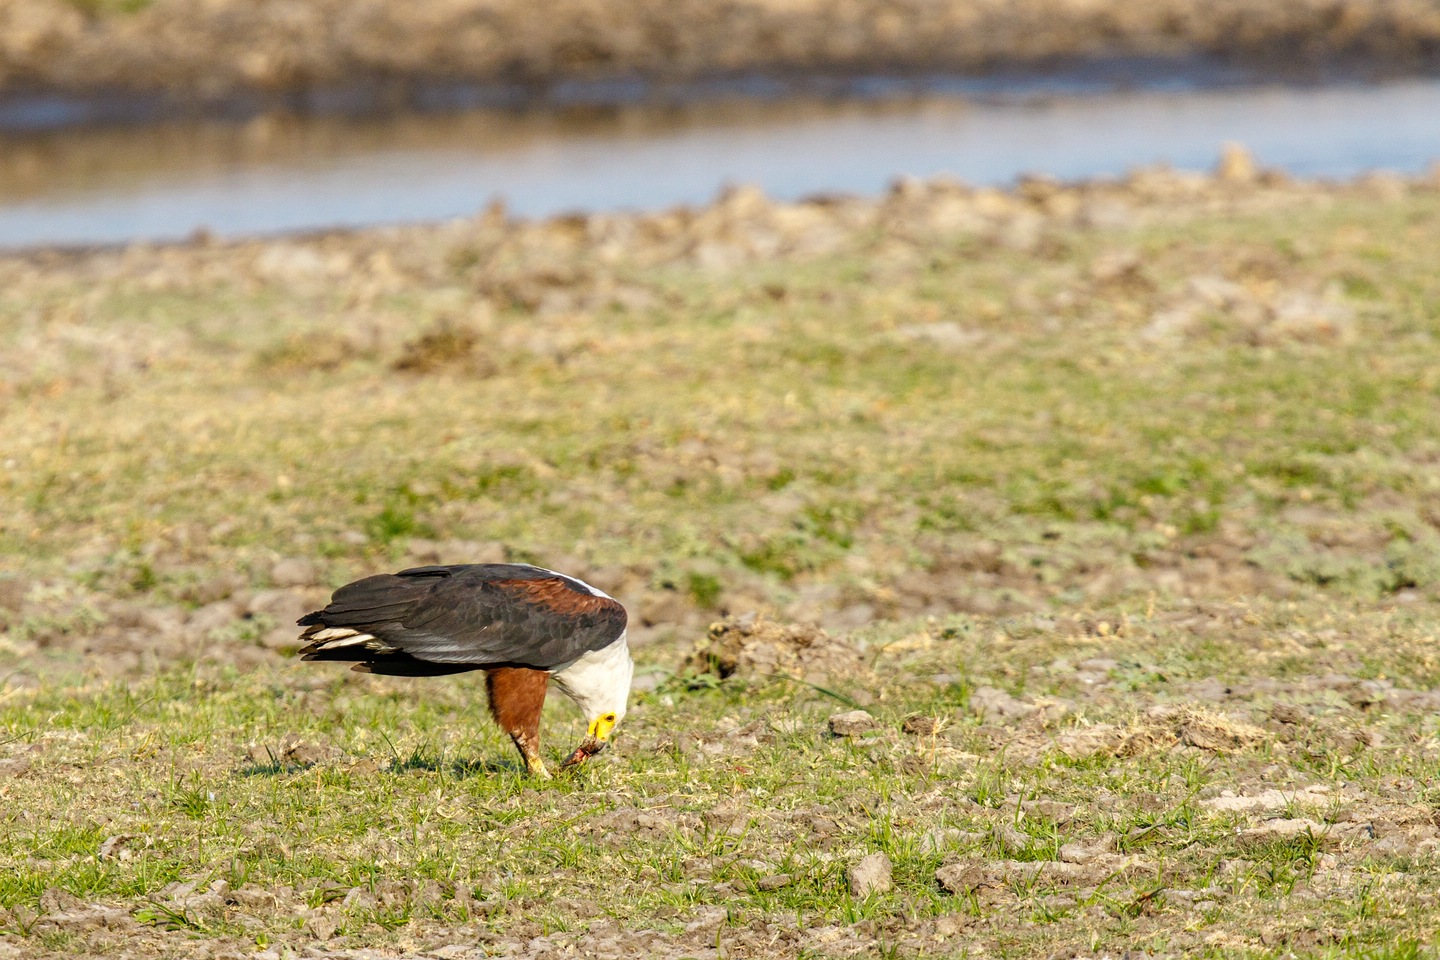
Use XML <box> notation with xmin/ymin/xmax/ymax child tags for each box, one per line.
<box><xmin>299</xmin><ymin>644</ymin><xmax>371</xmax><ymax>662</ymax></box>
<box><xmin>351</xmin><ymin>654</ymin><xmax>478</xmax><ymax>677</ymax></box>
<box><xmin>301</xmin><ymin>641</ymin><xmax>477</xmax><ymax>676</ymax></box>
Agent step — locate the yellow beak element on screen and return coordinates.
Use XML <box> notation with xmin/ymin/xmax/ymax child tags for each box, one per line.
<box><xmin>588</xmin><ymin>714</ymin><xmax>617</xmax><ymax>741</ymax></box>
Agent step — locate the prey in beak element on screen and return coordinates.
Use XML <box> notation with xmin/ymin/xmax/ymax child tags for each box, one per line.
<box><xmin>561</xmin><ymin>711</ymin><xmax>617</xmax><ymax>769</ymax></box>
<box><xmin>561</xmin><ymin>735</ymin><xmax>606</xmax><ymax>768</ymax></box>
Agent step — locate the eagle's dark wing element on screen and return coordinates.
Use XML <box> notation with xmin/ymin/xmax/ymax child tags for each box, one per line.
<box><xmin>297</xmin><ymin>563</ymin><xmax>627</xmax><ymax>674</ymax></box>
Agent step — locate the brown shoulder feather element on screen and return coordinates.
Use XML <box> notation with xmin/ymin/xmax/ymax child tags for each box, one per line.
<box><xmin>489</xmin><ymin>577</ymin><xmax>626</xmax><ymax>619</ymax></box>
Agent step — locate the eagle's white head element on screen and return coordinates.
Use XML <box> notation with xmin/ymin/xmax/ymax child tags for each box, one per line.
<box><xmin>552</xmin><ymin>632</ymin><xmax>634</xmax><ymax>766</ymax></box>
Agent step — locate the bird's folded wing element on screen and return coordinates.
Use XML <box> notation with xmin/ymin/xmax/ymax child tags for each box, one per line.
<box><xmin>300</xmin><ymin>567</ymin><xmax>626</xmax><ymax>670</ymax></box>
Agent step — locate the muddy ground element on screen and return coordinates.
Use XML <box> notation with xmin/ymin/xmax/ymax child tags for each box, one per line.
<box><xmin>2</xmin><ymin>0</ymin><xmax>1440</xmax><ymax>107</ymax></box>
<box><xmin>5</xmin><ymin>156</ymin><xmax>1440</xmax><ymax>956</ymax></box>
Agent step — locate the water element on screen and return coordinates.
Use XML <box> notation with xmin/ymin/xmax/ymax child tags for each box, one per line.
<box><xmin>2</xmin><ymin>71</ymin><xmax>1439</xmax><ymax>250</ymax></box>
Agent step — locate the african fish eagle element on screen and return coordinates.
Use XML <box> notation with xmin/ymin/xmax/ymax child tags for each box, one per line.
<box><xmin>296</xmin><ymin>563</ymin><xmax>632</xmax><ymax>777</ymax></box>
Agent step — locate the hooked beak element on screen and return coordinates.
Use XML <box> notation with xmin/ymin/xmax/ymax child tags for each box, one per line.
<box><xmin>561</xmin><ymin>735</ymin><xmax>607</xmax><ymax>769</ymax></box>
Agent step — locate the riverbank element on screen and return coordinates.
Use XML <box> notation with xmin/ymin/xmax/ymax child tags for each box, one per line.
<box><xmin>3</xmin><ymin>0</ymin><xmax>1440</xmax><ymax>112</ymax></box>
<box><xmin>9</xmin><ymin>74</ymin><xmax>1440</xmax><ymax>249</ymax></box>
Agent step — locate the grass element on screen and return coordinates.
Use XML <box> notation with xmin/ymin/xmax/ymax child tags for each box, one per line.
<box><xmin>7</xmin><ymin>199</ymin><xmax>1440</xmax><ymax>619</ymax></box>
<box><xmin>11</xmin><ymin>604</ymin><xmax>1440</xmax><ymax>957</ymax></box>
<box><xmin>65</xmin><ymin>0</ymin><xmax>154</xmax><ymax>14</ymax></box>
<box><xmin>3</xmin><ymin>176</ymin><xmax>1440</xmax><ymax>955</ymax></box>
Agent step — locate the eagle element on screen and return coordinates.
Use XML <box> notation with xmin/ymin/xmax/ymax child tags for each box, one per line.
<box><xmin>296</xmin><ymin>563</ymin><xmax>632</xmax><ymax>777</ymax></box>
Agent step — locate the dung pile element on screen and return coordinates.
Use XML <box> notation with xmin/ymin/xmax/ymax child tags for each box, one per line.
<box><xmin>683</xmin><ymin>613</ymin><xmax>869</xmax><ymax>684</ymax></box>
<box><xmin>1114</xmin><ymin>705</ymin><xmax>1268</xmax><ymax>756</ymax></box>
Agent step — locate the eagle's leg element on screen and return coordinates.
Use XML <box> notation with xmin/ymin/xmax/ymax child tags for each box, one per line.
<box><xmin>485</xmin><ymin>667</ymin><xmax>552</xmax><ymax>778</ymax></box>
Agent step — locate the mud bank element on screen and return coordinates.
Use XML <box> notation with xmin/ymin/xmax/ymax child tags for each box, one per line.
<box><xmin>3</xmin><ymin>0</ymin><xmax>1440</xmax><ymax>110</ymax></box>
<box><xmin>6</xmin><ymin>147</ymin><xmax>1434</xmax><ymax>289</ymax></box>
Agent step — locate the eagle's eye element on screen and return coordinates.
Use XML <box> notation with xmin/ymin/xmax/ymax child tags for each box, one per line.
<box><xmin>603</xmin><ymin>713</ymin><xmax>616</xmax><ymax>723</ymax></box>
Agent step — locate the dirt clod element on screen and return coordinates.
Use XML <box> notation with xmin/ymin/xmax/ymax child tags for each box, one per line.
<box><xmin>828</xmin><ymin>710</ymin><xmax>878</xmax><ymax>737</ymax></box>
<box><xmin>1058</xmin><ymin>838</ymin><xmax>1116</xmax><ymax>863</ymax></box>
<box><xmin>1270</xmin><ymin>702</ymin><xmax>1307</xmax><ymax>724</ymax></box>
<box><xmin>935</xmin><ymin>862</ymin><xmax>988</xmax><ymax>895</ymax></box>
<box><xmin>970</xmin><ymin>686</ymin><xmax>1036</xmax><ymax>723</ymax></box>
<box><xmin>1020</xmin><ymin>799</ymin><xmax>1077</xmax><ymax>824</ymax></box>
<box><xmin>1239</xmin><ymin>818</ymin><xmax>1328</xmax><ymax>844</ymax></box>
<box><xmin>846</xmin><ymin>853</ymin><xmax>893</xmax><ymax>897</ymax></box>
<box><xmin>938</xmin><ymin>857</ymin><xmax>1140</xmax><ymax>895</ymax></box>
<box><xmin>39</xmin><ymin>888</ymin><xmax>85</xmax><ymax>916</ymax></box>
<box><xmin>1204</xmin><ymin>786</ymin><xmax>1330</xmax><ymax>813</ymax></box>
<box><xmin>902</xmin><ymin>714</ymin><xmax>942</xmax><ymax>736</ymax></box>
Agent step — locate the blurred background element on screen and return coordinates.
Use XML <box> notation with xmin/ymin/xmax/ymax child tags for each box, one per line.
<box><xmin>2</xmin><ymin>0</ymin><xmax>1439</xmax><ymax>248</ymax></box>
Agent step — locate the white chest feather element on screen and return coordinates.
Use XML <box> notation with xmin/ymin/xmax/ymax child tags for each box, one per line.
<box><xmin>550</xmin><ymin>633</ymin><xmax>633</xmax><ymax>721</ymax></box>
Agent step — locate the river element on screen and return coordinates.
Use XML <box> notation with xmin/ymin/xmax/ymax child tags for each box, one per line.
<box><xmin>2</xmin><ymin>66</ymin><xmax>1438</xmax><ymax>250</ymax></box>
